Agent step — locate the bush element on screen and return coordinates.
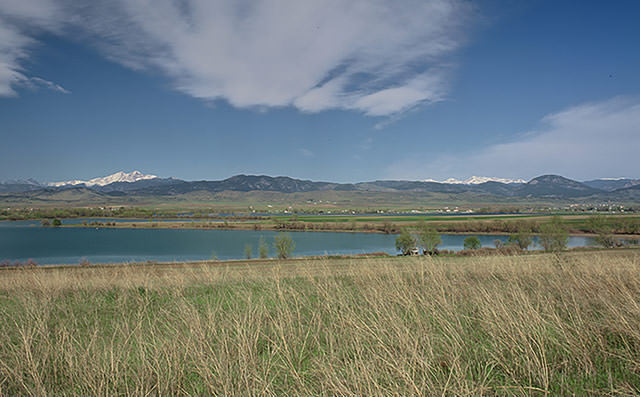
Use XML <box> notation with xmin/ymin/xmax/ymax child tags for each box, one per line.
<box><xmin>463</xmin><ymin>236</ymin><xmax>481</xmax><ymax>250</ymax></box>
<box><xmin>52</xmin><ymin>218</ymin><xmax>62</xmax><ymax>227</ymax></box>
<box><xmin>258</xmin><ymin>236</ymin><xmax>269</xmax><ymax>258</ymax></box>
<box><xmin>274</xmin><ymin>233</ymin><xmax>295</xmax><ymax>259</ymax></box>
<box><xmin>588</xmin><ymin>215</ymin><xmax>618</xmax><ymax>248</ymax></box>
<box><xmin>380</xmin><ymin>222</ymin><xmax>395</xmax><ymax>234</ymax></box>
<box><xmin>395</xmin><ymin>229</ymin><xmax>417</xmax><ymax>255</ymax></box>
<box><xmin>539</xmin><ymin>216</ymin><xmax>568</xmax><ymax>251</ymax></box>
<box><xmin>508</xmin><ymin>227</ymin><xmax>532</xmax><ymax>250</ymax></box>
<box><xmin>417</xmin><ymin>221</ymin><xmax>441</xmax><ymax>255</ymax></box>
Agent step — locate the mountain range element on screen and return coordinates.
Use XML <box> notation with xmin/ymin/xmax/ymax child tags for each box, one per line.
<box><xmin>48</xmin><ymin>170</ymin><xmax>158</xmax><ymax>187</ymax></box>
<box><xmin>1</xmin><ymin>171</ymin><xmax>639</xmax><ymax>201</ymax></box>
<box><xmin>423</xmin><ymin>176</ymin><xmax>527</xmax><ymax>184</ymax></box>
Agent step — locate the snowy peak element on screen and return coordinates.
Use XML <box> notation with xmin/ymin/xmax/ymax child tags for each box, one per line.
<box><xmin>423</xmin><ymin>176</ymin><xmax>527</xmax><ymax>185</ymax></box>
<box><xmin>49</xmin><ymin>170</ymin><xmax>158</xmax><ymax>187</ymax></box>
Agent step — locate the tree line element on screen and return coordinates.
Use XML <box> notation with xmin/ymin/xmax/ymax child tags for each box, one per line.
<box><xmin>394</xmin><ymin>216</ymin><xmax>629</xmax><ymax>255</ymax></box>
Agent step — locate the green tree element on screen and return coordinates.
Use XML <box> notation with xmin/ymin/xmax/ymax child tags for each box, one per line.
<box><xmin>244</xmin><ymin>243</ymin><xmax>252</xmax><ymax>259</ymax></box>
<box><xmin>508</xmin><ymin>226</ymin><xmax>532</xmax><ymax>250</ymax></box>
<box><xmin>52</xmin><ymin>218</ymin><xmax>62</xmax><ymax>227</ymax></box>
<box><xmin>274</xmin><ymin>232</ymin><xmax>295</xmax><ymax>259</ymax></box>
<box><xmin>463</xmin><ymin>236</ymin><xmax>481</xmax><ymax>250</ymax></box>
<box><xmin>538</xmin><ymin>216</ymin><xmax>568</xmax><ymax>251</ymax></box>
<box><xmin>417</xmin><ymin>221</ymin><xmax>441</xmax><ymax>254</ymax></box>
<box><xmin>258</xmin><ymin>236</ymin><xmax>269</xmax><ymax>258</ymax></box>
<box><xmin>395</xmin><ymin>228</ymin><xmax>417</xmax><ymax>255</ymax></box>
<box><xmin>588</xmin><ymin>215</ymin><xmax>618</xmax><ymax>248</ymax></box>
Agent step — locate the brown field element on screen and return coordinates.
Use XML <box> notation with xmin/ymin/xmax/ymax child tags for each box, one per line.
<box><xmin>1</xmin><ymin>250</ymin><xmax>639</xmax><ymax>395</ymax></box>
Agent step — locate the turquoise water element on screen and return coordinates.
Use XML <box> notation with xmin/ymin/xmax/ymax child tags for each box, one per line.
<box><xmin>0</xmin><ymin>220</ymin><xmax>593</xmax><ymax>265</ymax></box>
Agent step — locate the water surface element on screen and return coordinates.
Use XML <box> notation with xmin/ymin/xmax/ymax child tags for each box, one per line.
<box><xmin>0</xmin><ymin>221</ymin><xmax>593</xmax><ymax>265</ymax></box>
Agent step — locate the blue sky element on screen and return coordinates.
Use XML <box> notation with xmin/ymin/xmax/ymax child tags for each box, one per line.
<box><xmin>1</xmin><ymin>0</ymin><xmax>639</xmax><ymax>183</ymax></box>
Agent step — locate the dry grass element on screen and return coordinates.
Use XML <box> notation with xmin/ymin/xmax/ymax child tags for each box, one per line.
<box><xmin>1</xmin><ymin>251</ymin><xmax>639</xmax><ymax>395</ymax></box>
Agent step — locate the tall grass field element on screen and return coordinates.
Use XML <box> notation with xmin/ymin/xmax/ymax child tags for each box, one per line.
<box><xmin>1</xmin><ymin>251</ymin><xmax>639</xmax><ymax>395</ymax></box>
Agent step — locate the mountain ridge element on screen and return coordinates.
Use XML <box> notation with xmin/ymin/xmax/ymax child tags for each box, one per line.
<box><xmin>48</xmin><ymin>170</ymin><xmax>158</xmax><ymax>187</ymax></box>
<box><xmin>423</xmin><ymin>176</ymin><xmax>527</xmax><ymax>185</ymax></box>
<box><xmin>2</xmin><ymin>172</ymin><xmax>639</xmax><ymax>200</ymax></box>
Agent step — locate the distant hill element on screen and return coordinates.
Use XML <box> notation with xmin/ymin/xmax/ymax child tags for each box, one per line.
<box><xmin>514</xmin><ymin>175</ymin><xmax>601</xmax><ymax>198</ymax></box>
<box><xmin>357</xmin><ymin>180</ymin><xmax>523</xmax><ymax>196</ymax></box>
<box><xmin>0</xmin><ymin>180</ymin><xmax>43</xmax><ymax>194</ymax></box>
<box><xmin>123</xmin><ymin>175</ymin><xmax>346</xmax><ymax>196</ymax></box>
<box><xmin>4</xmin><ymin>172</ymin><xmax>640</xmax><ymax>203</ymax></box>
<box><xmin>0</xmin><ymin>186</ymin><xmax>108</xmax><ymax>202</ymax></box>
<box><xmin>605</xmin><ymin>183</ymin><xmax>640</xmax><ymax>200</ymax></box>
<box><xmin>583</xmin><ymin>178</ymin><xmax>640</xmax><ymax>192</ymax></box>
<box><xmin>96</xmin><ymin>178</ymin><xmax>181</xmax><ymax>193</ymax></box>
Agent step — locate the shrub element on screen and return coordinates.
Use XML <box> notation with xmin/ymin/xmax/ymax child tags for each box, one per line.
<box><xmin>380</xmin><ymin>222</ymin><xmax>395</xmax><ymax>234</ymax></box>
<box><xmin>508</xmin><ymin>226</ymin><xmax>532</xmax><ymax>250</ymax></box>
<box><xmin>538</xmin><ymin>216</ymin><xmax>568</xmax><ymax>251</ymax></box>
<box><xmin>588</xmin><ymin>215</ymin><xmax>618</xmax><ymax>248</ymax></box>
<box><xmin>395</xmin><ymin>229</ymin><xmax>417</xmax><ymax>255</ymax></box>
<box><xmin>274</xmin><ymin>233</ymin><xmax>295</xmax><ymax>259</ymax></box>
<box><xmin>258</xmin><ymin>237</ymin><xmax>269</xmax><ymax>259</ymax></box>
<box><xmin>463</xmin><ymin>236</ymin><xmax>481</xmax><ymax>250</ymax></box>
<box><xmin>417</xmin><ymin>221</ymin><xmax>441</xmax><ymax>255</ymax></box>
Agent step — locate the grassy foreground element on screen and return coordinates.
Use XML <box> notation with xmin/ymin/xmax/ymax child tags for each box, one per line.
<box><xmin>1</xmin><ymin>252</ymin><xmax>639</xmax><ymax>395</ymax></box>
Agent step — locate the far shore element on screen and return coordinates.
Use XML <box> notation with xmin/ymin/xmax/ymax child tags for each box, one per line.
<box><xmin>54</xmin><ymin>220</ymin><xmax>640</xmax><ymax>239</ymax></box>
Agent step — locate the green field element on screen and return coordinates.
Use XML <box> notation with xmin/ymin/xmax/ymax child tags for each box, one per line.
<box><xmin>1</xmin><ymin>251</ymin><xmax>639</xmax><ymax>395</ymax></box>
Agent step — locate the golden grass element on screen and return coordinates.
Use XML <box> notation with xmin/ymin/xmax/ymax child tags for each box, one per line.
<box><xmin>1</xmin><ymin>251</ymin><xmax>639</xmax><ymax>395</ymax></box>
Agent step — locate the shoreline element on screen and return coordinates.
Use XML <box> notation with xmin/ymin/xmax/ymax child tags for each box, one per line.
<box><xmin>54</xmin><ymin>222</ymin><xmax>640</xmax><ymax>239</ymax></box>
<box><xmin>2</xmin><ymin>246</ymin><xmax>639</xmax><ymax>271</ymax></box>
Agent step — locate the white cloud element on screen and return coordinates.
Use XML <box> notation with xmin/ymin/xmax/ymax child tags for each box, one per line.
<box><xmin>0</xmin><ymin>0</ymin><xmax>63</xmax><ymax>96</ymax></box>
<box><xmin>387</xmin><ymin>97</ymin><xmax>640</xmax><ymax>180</ymax></box>
<box><xmin>0</xmin><ymin>0</ymin><xmax>471</xmax><ymax>116</ymax></box>
<box><xmin>21</xmin><ymin>76</ymin><xmax>70</xmax><ymax>94</ymax></box>
<box><xmin>350</xmin><ymin>71</ymin><xmax>448</xmax><ymax>116</ymax></box>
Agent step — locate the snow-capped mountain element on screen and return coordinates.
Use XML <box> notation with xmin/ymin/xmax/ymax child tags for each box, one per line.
<box><xmin>49</xmin><ymin>171</ymin><xmax>158</xmax><ymax>187</ymax></box>
<box><xmin>423</xmin><ymin>176</ymin><xmax>527</xmax><ymax>185</ymax></box>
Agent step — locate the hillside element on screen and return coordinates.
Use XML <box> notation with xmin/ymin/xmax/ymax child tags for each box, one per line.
<box><xmin>2</xmin><ymin>173</ymin><xmax>640</xmax><ymax>206</ymax></box>
<box><xmin>514</xmin><ymin>175</ymin><xmax>602</xmax><ymax>198</ymax></box>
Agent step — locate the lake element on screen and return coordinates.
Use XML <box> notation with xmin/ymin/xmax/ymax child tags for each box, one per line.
<box><xmin>0</xmin><ymin>220</ymin><xmax>594</xmax><ymax>265</ymax></box>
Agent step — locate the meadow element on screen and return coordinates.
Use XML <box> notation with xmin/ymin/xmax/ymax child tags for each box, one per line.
<box><xmin>1</xmin><ymin>251</ymin><xmax>639</xmax><ymax>395</ymax></box>
<box><xmin>4</xmin><ymin>205</ymin><xmax>639</xmax><ymax>238</ymax></box>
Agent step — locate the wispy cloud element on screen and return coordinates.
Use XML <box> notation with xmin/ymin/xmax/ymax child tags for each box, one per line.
<box><xmin>20</xmin><ymin>76</ymin><xmax>70</xmax><ymax>94</ymax></box>
<box><xmin>0</xmin><ymin>0</ymin><xmax>64</xmax><ymax>96</ymax></box>
<box><xmin>386</xmin><ymin>97</ymin><xmax>640</xmax><ymax>180</ymax></box>
<box><xmin>0</xmin><ymin>0</ymin><xmax>471</xmax><ymax>116</ymax></box>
